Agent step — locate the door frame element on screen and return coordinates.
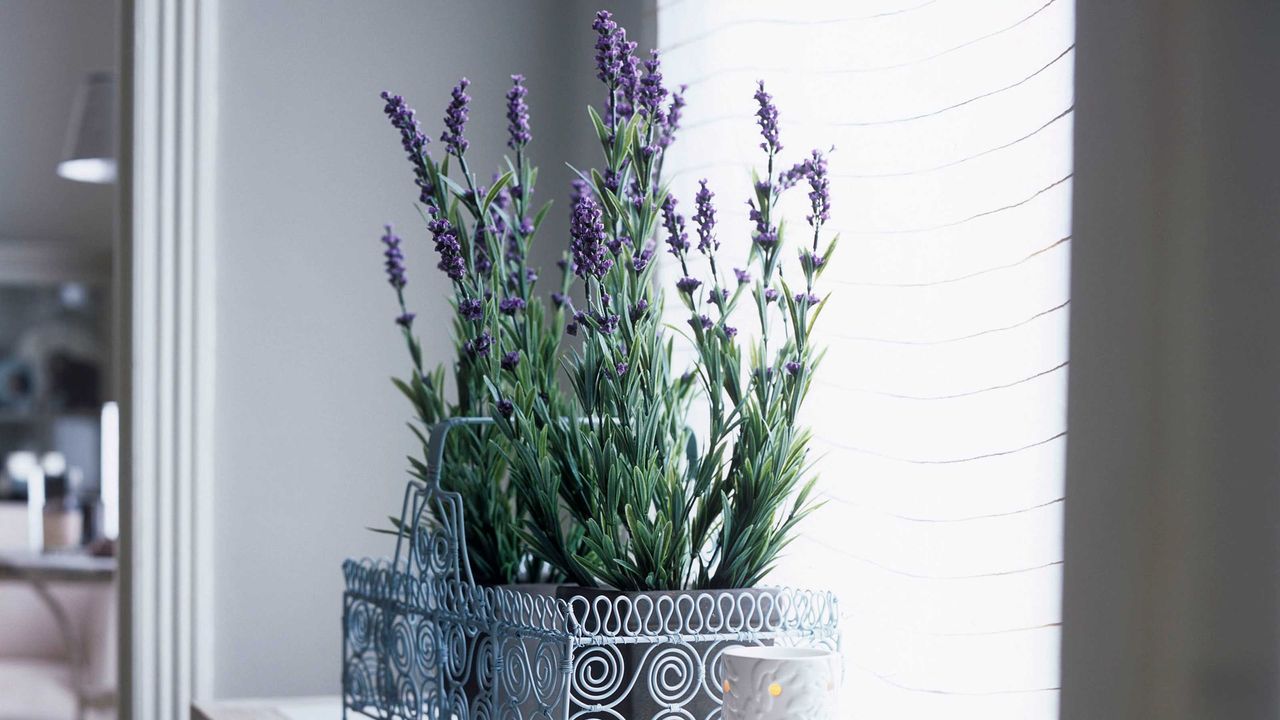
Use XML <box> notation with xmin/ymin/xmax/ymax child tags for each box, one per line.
<box><xmin>117</xmin><ymin>0</ymin><xmax>217</xmax><ymax>716</ymax></box>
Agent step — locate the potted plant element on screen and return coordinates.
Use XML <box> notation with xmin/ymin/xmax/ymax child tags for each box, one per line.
<box><xmin>482</xmin><ymin>12</ymin><xmax>836</xmax><ymax>718</ymax></box>
<box><xmin>367</xmin><ymin>10</ymin><xmax>836</xmax><ymax>718</ymax></box>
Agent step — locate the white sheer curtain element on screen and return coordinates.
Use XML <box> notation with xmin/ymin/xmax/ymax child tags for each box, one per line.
<box><xmin>658</xmin><ymin>1</ymin><xmax>1073</xmax><ymax>717</ymax></box>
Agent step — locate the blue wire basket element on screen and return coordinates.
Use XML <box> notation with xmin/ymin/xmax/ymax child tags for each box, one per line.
<box><xmin>342</xmin><ymin>418</ymin><xmax>840</xmax><ymax>720</ymax></box>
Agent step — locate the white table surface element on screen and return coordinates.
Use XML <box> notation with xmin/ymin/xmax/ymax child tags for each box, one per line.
<box><xmin>192</xmin><ymin>696</ymin><xmax>343</xmax><ymax>720</ymax></box>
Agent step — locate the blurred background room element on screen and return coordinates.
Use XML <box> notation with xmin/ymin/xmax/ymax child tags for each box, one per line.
<box><xmin>0</xmin><ymin>1</ymin><xmax>120</xmax><ymax>718</ymax></box>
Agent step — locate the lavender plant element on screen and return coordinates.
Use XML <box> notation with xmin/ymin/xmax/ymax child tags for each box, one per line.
<box><xmin>373</xmin><ymin>10</ymin><xmax>835</xmax><ymax>592</ymax></box>
<box><xmin>375</xmin><ymin>76</ymin><xmax>566</xmax><ymax>585</ymax></box>
<box><xmin>483</xmin><ymin>12</ymin><xmax>837</xmax><ymax>591</ymax></box>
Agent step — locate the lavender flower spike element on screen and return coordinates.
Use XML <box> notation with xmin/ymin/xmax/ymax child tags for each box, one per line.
<box><xmin>499</xmin><ymin>296</ymin><xmax>527</xmax><ymax>315</ymax></box>
<box><xmin>616</xmin><ymin>35</ymin><xmax>640</xmax><ymax>119</ymax></box>
<box><xmin>806</xmin><ymin>148</ymin><xmax>831</xmax><ymax>229</ymax></box>
<box><xmin>662</xmin><ymin>195</ymin><xmax>689</xmax><ymax>257</ymax></box>
<box><xmin>570</xmin><ymin>194</ymin><xmax>612</xmax><ymax>279</ymax></box>
<box><xmin>676</xmin><ymin>276</ymin><xmax>703</xmax><ymax>295</ymax></box>
<box><xmin>441</xmin><ymin>78</ymin><xmax>471</xmax><ymax>157</ymax></box>
<box><xmin>659</xmin><ymin>85</ymin><xmax>686</xmax><ymax>149</ymax></box>
<box><xmin>693</xmin><ymin>179</ymin><xmax>717</xmax><ymax>253</ymax></box>
<box><xmin>458</xmin><ymin>297</ymin><xmax>483</xmax><ymax>321</ymax></box>
<box><xmin>380</xmin><ymin>92</ymin><xmax>434</xmax><ymax>204</ymax></box>
<box><xmin>506</xmin><ymin>74</ymin><xmax>531</xmax><ymax>150</ymax></box>
<box><xmin>754</xmin><ymin>80</ymin><xmax>782</xmax><ymax>154</ymax></box>
<box><xmin>638</xmin><ymin>50</ymin><xmax>667</xmax><ymax>122</ymax></box>
<box><xmin>428</xmin><ymin>217</ymin><xmax>465</xmax><ymax>281</ymax></box>
<box><xmin>592</xmin><ymin>11</ymin><xmax>622</xmax><ymax>85</ymax></box>
<box><xmin>381</xmin><ymin>225</ymin><xmax>407</xmax><ymax>289</ymax></box>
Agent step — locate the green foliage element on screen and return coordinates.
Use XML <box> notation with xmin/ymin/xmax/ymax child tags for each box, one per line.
<box><xmin>485</xmin><ymin>89</ymin><xmax>835</xmax><ymax>591</ymax></box>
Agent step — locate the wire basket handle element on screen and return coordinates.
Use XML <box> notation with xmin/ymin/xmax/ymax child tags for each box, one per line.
<box><xmin>390</xmin><ymin>416</ymin><xmax>495</xmax><ymax>590</ymax></box>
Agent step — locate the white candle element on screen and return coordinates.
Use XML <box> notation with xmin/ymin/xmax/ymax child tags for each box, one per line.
<box><xmin>721</xmin><ymin>646</ymin><xmax>840</xmax><ymax>720</ymax></box>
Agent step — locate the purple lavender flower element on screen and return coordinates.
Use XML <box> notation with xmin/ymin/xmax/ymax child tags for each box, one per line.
<box><xmin>693</xmin><ymin>179</ymin><xmax>717</xmax><ymax>253</ymax></box>
<box><xmin>597</xmin><ymin>312</ymin><xmax>620</xmax><ymax>335</ymax></box>
<box><xmin>616</xmin><ymin>46</ymin><xmax>640</xmax><ymax>119</ymax></box>
<box><xmin>428</xmin><ymin>218</ymin><xmax>465</xmax><ymax>281</ymax></box>
<box><xmin>707</xmin><ymin>288</ymin><xmax>728</xmax><ymax>305</ymax></box>
<box><xmin>754</xmin><ymin>80</ymin><xmax>782</xmax><ymax>154</ymax></box>
<box><xmin>615</xmin><ymin>362</ymin><xmax>629</xmax><ymax>376</ymax></box>
<box><xmin>441</xmin><ymin>78</ymin><xmax>471</xmax><ymax>157</ymax></box>
<box><xmin>499</xmin><ymin>296</ymin><xmax>526</xmax><ymax>315</ymax></box>
<box><xmin>458</xmin><ymin>297</ymin><xmax>483</xmax><ymax>321</ymax></box>
<box><xmin>497</xmin><ymin>398</ymin><xmax>514</xmax><ymax>419</ymax></box>
<box><xmin>785</xmin><ymin>360</ymin><xmax>801</xmax><ymax>376</ymax></box>
<box><xmin>698</xmin><ymin>314</ymin><xmax>713</xmax><ymax>330</ymax></box>
<box><xmin>380</xmin><ymin>92</ymin><xmax>435</xmax><ymax>205</ymax></box>
<box><xmin>659</xmin><ymin>85</ymin><xmax>686</xmax><ymax>149</ymax></box>
<box><xmin>722</xmin><ymin>325</ymin><xmax>738</xmax><ymax>339</ymax></box>
<box><xmin>593</xmin><ymin>11</ymin><xmax>622</xmax><ymax>85</ymax></box>
<box><xmin>806</xmin><ymin>149</ymin><xmax>831</xmax><ymax>228</ymax></box>
<box><xmin>676</xmin><ymin>276</ymin><xmax>702</xmax><ymax>295</ymax></box>
<box><xmin>570</xmin><ymin>195</ymin><xmax>612</xmax><ymax>279</ymax></box>
<box><xmin>794</xmin><ymin>291</ymin><xmax>821</xmax><ymax>306</ymax></box>
<box><xmin>607</xmin><ymin>234</ymin><xmax>631</xmax><ymax>255</ymax></box>
<box><xmin>602</xmin><ymin>168</ymin><xmax>622</xmax><ymax>193</ymax></box>
<box><xmin>381</xmin><ymin>225</ymin><xmax>407</xmax><ymax>289</ymax></box>
<box><xmin>505</xmin><ymin>74</ymin><xmax>532</xmax><ymax>150</ymax></box>
<box><xmin>395</xmin><ymin>312</ymin><xmax>415</xmax><ymax>328</ymax></box>
<box><xmin>801</xmin><ymin>250</ymin><xmax>826</xmax><ymax>272</ymax></box>
<box><xmin>550</xmin><ymin>292</ymin><xmax>571</xmax><ymax>310</ymax></box>
<box><xmin>748</xmin><ymin>200</ymin><xmax>778</xmax><ymax>249</ymax></box>
<box><xmin>465</xmin><ymin>330</ymin><xmax>493</xmax><ymax>357</ymax></box>
<box><xmin>630</xmin><ymin>298</ymin><xmax>649</xmax><ymax>321</ymax></box>
<box><xmin>779</xmin><ymin>158</ymin><xmax>808</xmax><ymax>190</ymax></box>
<box><xmin>638</xmin><ymin>50</ymin><xmax>667</xmax><ymax>121</ymax></box>
<box><xmin>662</xmin><ymin>196</ymin><xmax>689</xmax><ymax>257</ymax></box>
<box><xmin>631</xmin><ymin>243</ymin><xmax>655</xmax><ymax>273</ymax></box>
<box><xmin>501</xmin><ymin>350</ymin><xmax>521</xmax><ymax>371</ymax></box>
<box><xmin>764</xmin><ymin>287</ymin><xmax>780</xmax><ymax>303</ymax></box>
<box><xmin>733</xmin><ymin>267</ymin><xmax>751</xmax><ymax>284</ymax></box>
<box><xmin>518</xmin><ymin>217</ymin><xmax>535</xmax><ymax>235</ymax></box>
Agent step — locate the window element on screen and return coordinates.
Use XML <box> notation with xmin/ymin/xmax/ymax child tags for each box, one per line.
<box><xmin>659</xmin><ymin>1</ymin><xmax>1073</xmax><ymax>716</ymax></box>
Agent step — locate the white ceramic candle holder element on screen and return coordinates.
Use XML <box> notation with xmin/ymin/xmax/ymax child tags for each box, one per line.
<box><xmin>720</xmin><ymin>645</ymin><xmax>840</xmax><ymax>720</ymax></box>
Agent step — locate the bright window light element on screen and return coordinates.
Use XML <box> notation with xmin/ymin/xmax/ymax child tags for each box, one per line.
<box><xmin>660</xmin><ymin>1</ymin><xmax>1074</xmax><ymax>717</ymax></box>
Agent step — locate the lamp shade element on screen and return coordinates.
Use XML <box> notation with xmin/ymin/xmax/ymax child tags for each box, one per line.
<box><xmin>57</xmin><ymin>71</ymin><xmax>116</xmax><ymax>184</ymax></box>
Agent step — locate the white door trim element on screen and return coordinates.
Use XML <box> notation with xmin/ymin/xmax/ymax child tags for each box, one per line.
<box><xmin>118</xmin><ymin>0</ymin><xmax>217</xmax><ymax>717</ymax></box>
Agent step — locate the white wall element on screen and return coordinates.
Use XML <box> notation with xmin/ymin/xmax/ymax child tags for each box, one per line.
<box><xmin>212</xmin><ymin>0</ymin><xmax>652</xmax><ymax>698</ymax></box>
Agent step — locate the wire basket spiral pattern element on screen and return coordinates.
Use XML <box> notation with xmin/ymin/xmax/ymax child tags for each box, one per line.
<box><xmin>342</xmin><ymin>419</ymin><xmax>840</xmax><ymax>720</ymax></box>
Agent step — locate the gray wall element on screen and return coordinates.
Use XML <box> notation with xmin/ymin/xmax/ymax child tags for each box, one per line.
<box><xmin>1062</xmin><ymin>1</ymin><xmax>1280</xmax><ymax>718</ymax></box>
<box><xmin>212</xmin><ymin>0</ymin><xmax>652</xmax><ymax>698</ymax></box>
